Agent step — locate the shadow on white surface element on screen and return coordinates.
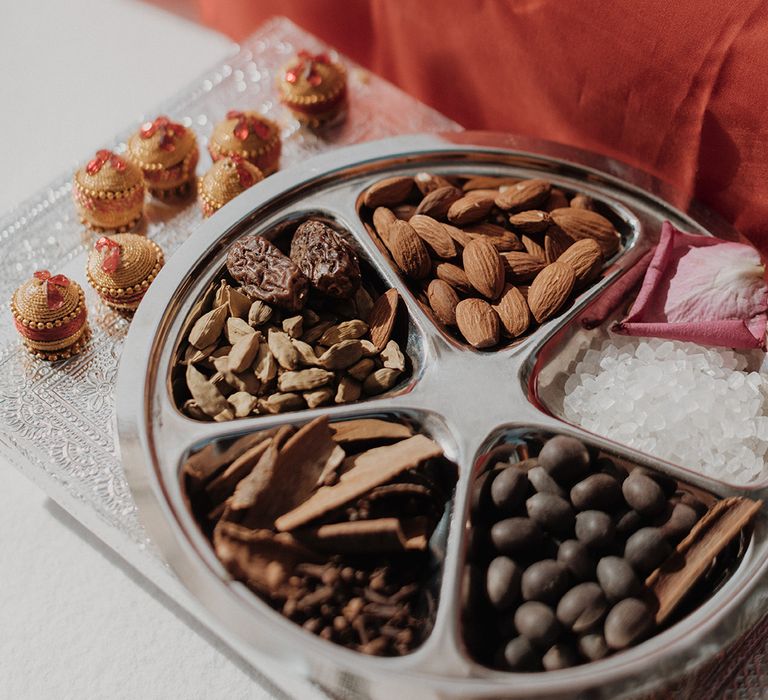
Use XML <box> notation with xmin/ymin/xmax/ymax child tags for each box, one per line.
<box><xmin>44</xmin><ymin>497</ymin><xmax>296</xmax><ymax>700</ymax></box>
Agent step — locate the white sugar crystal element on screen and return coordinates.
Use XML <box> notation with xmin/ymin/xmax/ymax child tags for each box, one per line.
<box><xmin>562</xmin><ymin>338</ymin><xmax>768</xmax><ymax>484</ymax></box>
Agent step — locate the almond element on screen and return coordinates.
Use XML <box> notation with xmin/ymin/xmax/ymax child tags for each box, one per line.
<box><xmin>384</xmin><ymin>220</ymin><xmax>431</xmax><ymax>279</ymax></box>
<box><xmin>463</xmin><ymin>238</ymin><xmax>505</xmax><ymax>299</ymax></box>
<box><xmin>500</xmin><ymin>251</ymin><xmax>546</xmax><ymax>283</ymax></box>
<box><xmin>447</xmin><ymin>191</ymin><xmax>496</xmax><ymax>225</ymax></box>
<box><xmin>544</xmin><ymin>188</ymin><xmax>570</xmax><ymax>211</ymax></box>
<box><xmin>462</xmin><ymin>175</ymin><xmax>521</xmax><ymax>191</ymax></box>
<box><xmin>495</xmin><ymin>179</ymin><xmax>551</xmax><ymax>212</ymax></box>
<box><xmin>550</xmin><ymin>207</ymin><xmax>620</xmax><ymax>257</ymax></box>
<box><xmin>368</xmin><ymin>289</ymin><xmax>399</xmax><ymax>351</ymax></box>
<box><xmin>372</xmin><ymin>207</ymin><xmax>396</xmax><ymax>243</ymax></box>
<box><xmin>508</xmin><ymin>210</ymin><xmax>551</xmax><ymax>234</ymax></box>
<box><xmin>409</xmin><ymin>214</ymin><xmax>458</xmax><ymax>259</ymax></box>
<box><xmin>527</xmin><ymin>262</ymin><xmax>576</xmax><ymax>323</ymax></box>
<box><xmin>434</xmin><ymin>261</ymin><xmax>473</xmax><ymax>293</ymax></box>
<box><xmin>455</xmin><ymin>298</ymin><xmax>500</xmax><ymax>349</ymax></box>
<box><xmin>521</xmin><ymin>235</ymin><xmax>546</xmax><ymax>262</ymax></box>
<box><xmin>442</xmin><ymin>222</ymin><xmax>474</xmax><ymax>248</ymax></box>
<box><xmin>426</xmin><ymin>279</ymin><xmax>460</xmax><ymax>326</ymax></box>
<box><xmin>493</xmin><ymin>284</ymin><xmax>530</xmax><ymax>338</ymax></box>
<box><xmin>557</xmin><ymin>238</ymin><xmax>603</xmax><ymax>284</ymax></box>
<box><xmin>414</xmin><ymin>171</ymin><xmax>453</xmax><ymax>195</ymax></box>
<box><xmin>363</xmin><ymin>176</ymin><xmax>414</xmax><ymax>208</ymax></box>
<box><xmin>414</xmin><ymin>185</ymin><xmax>462</xmax><ymax>219</ymax></box>
<box><xmin>392</xmin><ymin>204</ymin><xmax>417</xmax><ymax>220</ymax></box>
<box><xmin>465</xmin><ymin>188</ymin><xmax>501</xmax><ymax>199</ymax></box>
<box><xmin>544</xmin><ymin>231</ymin><xmax>567</xmax><ymax>263</ymax></box>
<box><xmin>463</xmin><ymin>223</ymin><xmax>523</xmax><ymax>252</ymax></box>
<box><xmin>570</xmin><ymin>194</ymin><xmax>595</xmax><ymax>210</ymax></box>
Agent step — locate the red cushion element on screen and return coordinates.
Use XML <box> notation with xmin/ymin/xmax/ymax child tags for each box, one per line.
<box><xmin>198</xmin><ymin>0</ymin><xmax>768</xmax><ymax>252</ymax></box>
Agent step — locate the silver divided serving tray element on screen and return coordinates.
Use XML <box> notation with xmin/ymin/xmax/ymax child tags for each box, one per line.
<box><xmin>117</xmin><ymin>131</ymin><xmax>768</xmax><ymax>699</ymax></box>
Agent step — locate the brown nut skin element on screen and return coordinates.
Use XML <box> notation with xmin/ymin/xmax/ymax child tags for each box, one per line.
<box><xmin>384</xmin><ymin>219</ymin><xmax>432</xmax><ymax>279</ymax></box>
<box><xmin>557</xmin><ymin>539</ymin><xmax>596</xmax><ymax>582</ymax></box>
<box><xmin>676</xmin><ymin>491</ymin><xmax>708</xmax><ymax>517</ymax></box>
<box><xmin>660</xmin><ymin>502</ymin><xmax>700</xmax><ymax>544</ymax></box>
<box><xmin>490</xmin><ymin>466</ymin><xmax>530</xmax><ymax>515</ymax></box>
<box><xmin>363</xmin><ymin>176</ymin><xmax>414</xmax><ymax>208</ymax></box>
<box><xmin>526</xmin><ymin>493</ymin><xmax>574</xmax><ymax>538</ymax></box>
<box><xmin>490</xmin><ymin>517</ymin><xmax>543</xmax><ymax>555</ymax></box>
<box><xmin>575</xmin><ymin>510</ymin><xmax>615</xmax><ymax>550</ymax></box>
<box><xmin>486</xmin><ymin>556</ymin><xmax>523</xmax><ymax>611</ymax></box>
<box><xmin>542</xmin><ymin>642</ymin><xmax>580</xmax><ymax>671</ymax></box>
<box><xmin>493</xmin><ymin>284</ymin><xmax>531</xmax><ymax>338</ymax></box>
<box><xmin>426</xmin><ymin>278</ymin><xmax>459</xmax><ymax>327</ymax></box>
<box><xmin>455</xmin><ymin>298</ymin><xmax>501</xmax><ymax>349</ymax></box>
<box><xmin>514</xmin><ymin>601</ymin><xmax>560</xmax><ymax>649</ymax></box>
<box><xmin>556</xmin><ymin>582</ymin><xmax>607</xmax><ymax>634</ymax></box>
<box><xmin>578</xmin><ymin>633</ymin><xmax>610</xmax><ymax>661</ymax></box>
<box><xmin>596</xmin><ymin>556</ymin><xmax>641</xmax><ymax>602</ymax></box>
<box><xmin>500</xmin><ymin>636</ymin><xmax>541</xmax><ymax>671</ymax></box>
<box><xmin>226</xmin><ymin>234</ymin><xmax>309</xmax><ymax>311</ymax></box>
<box><xmin>289</xmin><ymin>220</ymin><xmax>361</xmax><ymax>299</ymax></box>
<box><xmin>463</xmin><ymin>238</ymin><xmax>505</xmax><ymax>299</ymax></box>
<box><xmin>537</xmin><ymin>435</ymin><xmax>591</xmax><ymax>484</ymax></box>
<box><xmin>622</xmin><ymin>473</ymin><xmax>666</xmax><ymax>516</ymax></box>
<box><xmin>570</xmin><ymin>473</ymin><xmax>622</xmax><ymax>512</ymax></box>
<box><xmin>615</xmin><ymin>509</ymin><xmax>644</xmax><ymax>538</ymax></box>
<box><xmin>623</xmin><ymin>527</ymin><xmax>671</xmax><ymax>576</ymax></box>
<box><xmin>604</xmin><ymin>598</ymin><xmax>654</xmax><ymax>650</ymax></box>
<box><xmin>631</xmin><ymin>466</ymin><xmax>678</xmax><ymax>497</ymax></box>
<box><xmin>528</xmin><ymin>466</ymin><xmax>567</xmax><ymax>498</ymax></box>
<box><xmin>521</xmin><ymin>560</ymin><xmax>570</xmax><ymax>604</ymax></box>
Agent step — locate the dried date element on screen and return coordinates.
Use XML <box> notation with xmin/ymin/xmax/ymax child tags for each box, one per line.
<box><xmin>290</xmin><ymin>220</ymin><xmax>361</xmax><ymax>299</ymax></box>
<box><xmin>226</xmin><ymin>234</ymin><xmax>309</xmax><ymax>312</ymax></box>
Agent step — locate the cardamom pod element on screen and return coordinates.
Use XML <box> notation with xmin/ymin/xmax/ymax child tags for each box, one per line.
<box><xmin>188</xmin><ymin>304</ymin><xmax>228</xmax><ymax>349</ymax></box>
<box><xmin>317</xmin><ymin>339</ymin><xmax>364</xmax><ymax>370</ymax></box>
<box><xmin>268</xmin><ymin>330</ymin><xmax>300</xmax><ymax>370</ymax></box>
<box><xmin>278</xmin><ymin>368</ymin><xmax>335</xmax><ymax>392</ymax></box>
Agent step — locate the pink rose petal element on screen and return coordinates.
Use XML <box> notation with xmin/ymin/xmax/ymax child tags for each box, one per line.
<box><xmin>613</xmin><ymin>222</ymin><xmax>768</xmax><ymax>349</ymax></box>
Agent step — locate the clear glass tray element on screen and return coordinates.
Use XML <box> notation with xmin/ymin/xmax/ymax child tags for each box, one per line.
<box><xmin>0</xmin><ymin>17</ymin><xmax>459</xmax><ymax>699</ymax></box>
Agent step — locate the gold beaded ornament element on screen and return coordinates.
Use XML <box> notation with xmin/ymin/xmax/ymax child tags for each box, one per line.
<box><xmin>208</xmin><ymin>110</ymin><xmax>281</xmax><ymax>175</ymax></box>
<box><xmin>198</xmin><ymin>156</ymin><xmax>264</xmax><ymax>218</ymax></box>
<box><xmin>11</xmin><ymin>271</ymin><xmax>90</xmax><ymax>361</ymax></box>
<box><xmin>72</xmin><ymin>150</ymin><xmax>145</xmax><ymax>232</ymax></box>
<box><xmin>127</xmin><ymin>116</ymin><xmax>199</xmax><ymax>198</ymax></box>
<box><xmin>278</xmin><ymin>50</ymin><xmax>348</xmax><ymax>127</ymax></box>
<box><xmin>86</xmin><ymin>234</ymin><xmax>164</xmax><ymax>312</ymax></box>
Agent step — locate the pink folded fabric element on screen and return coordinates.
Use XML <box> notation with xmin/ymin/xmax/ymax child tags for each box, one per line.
<box><xmin>612</xmin><ymin>221</ymin><xmax>768</xmax><ymax>349</ymax></box>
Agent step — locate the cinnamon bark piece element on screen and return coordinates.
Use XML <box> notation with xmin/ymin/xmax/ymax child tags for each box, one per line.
<box><xmin>183</xmin><ymin>430</ymin><xmax>272</xmax><ymax>490</ymax></box>
<box><xmin>329</xmin><ymin>418</ymin><xmax>413</xmax><ymax>444</ymax></box>
<box><xmin>205</xmin><ymin>435</ymin><xmax>275</xmax><ymax>506</ymax></box>
<box><xmin>275</xmin><ymin>434</ymin><xmax>444</xmax><ymax>531</ymax></box>
<box><xmin>226</xmin><ymin>425</ymin><xmax>294</xmax><ymax>512</ymax></box>
<box><xmin>213</xmin><ymin>520</ymin><xmax>320</xmax><ymax>595</ymax></box>
<box><xmin>316</xmin><ymin>444</ymin><xmax>347</xmax><ymax>486</ymax></box>
<box><xmin>646</xmin><ymin>496</ymin><xmax>762</xmax><ymax>625</ymax></box>
<box><xmin>293</xmin><ymin>517</ymin><xmax>432</xmax><ymax>553</ymax></box>
<box><xmin>231</xmin><ymin>417</ymin><xmax>339</xmax><ymax>529</ymax></box>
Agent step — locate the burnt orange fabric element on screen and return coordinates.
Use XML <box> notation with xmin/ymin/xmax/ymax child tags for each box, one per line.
<box><xmin>197</xmin><ymin>0</ymin><xmax>768</xmax><ymax>251</ymax></box>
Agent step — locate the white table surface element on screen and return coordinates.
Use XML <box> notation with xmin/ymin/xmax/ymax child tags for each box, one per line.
<box><xmin>0</xmin><ymin>2</ymin><xmax>281</xmax><ymax>697</ymax></box>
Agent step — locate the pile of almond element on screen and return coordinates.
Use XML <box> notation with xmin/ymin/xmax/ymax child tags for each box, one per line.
<box><xmin>361</xmin><ymin>174</ymin><xmax>621</xmax><ymax>349</ymax></box>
